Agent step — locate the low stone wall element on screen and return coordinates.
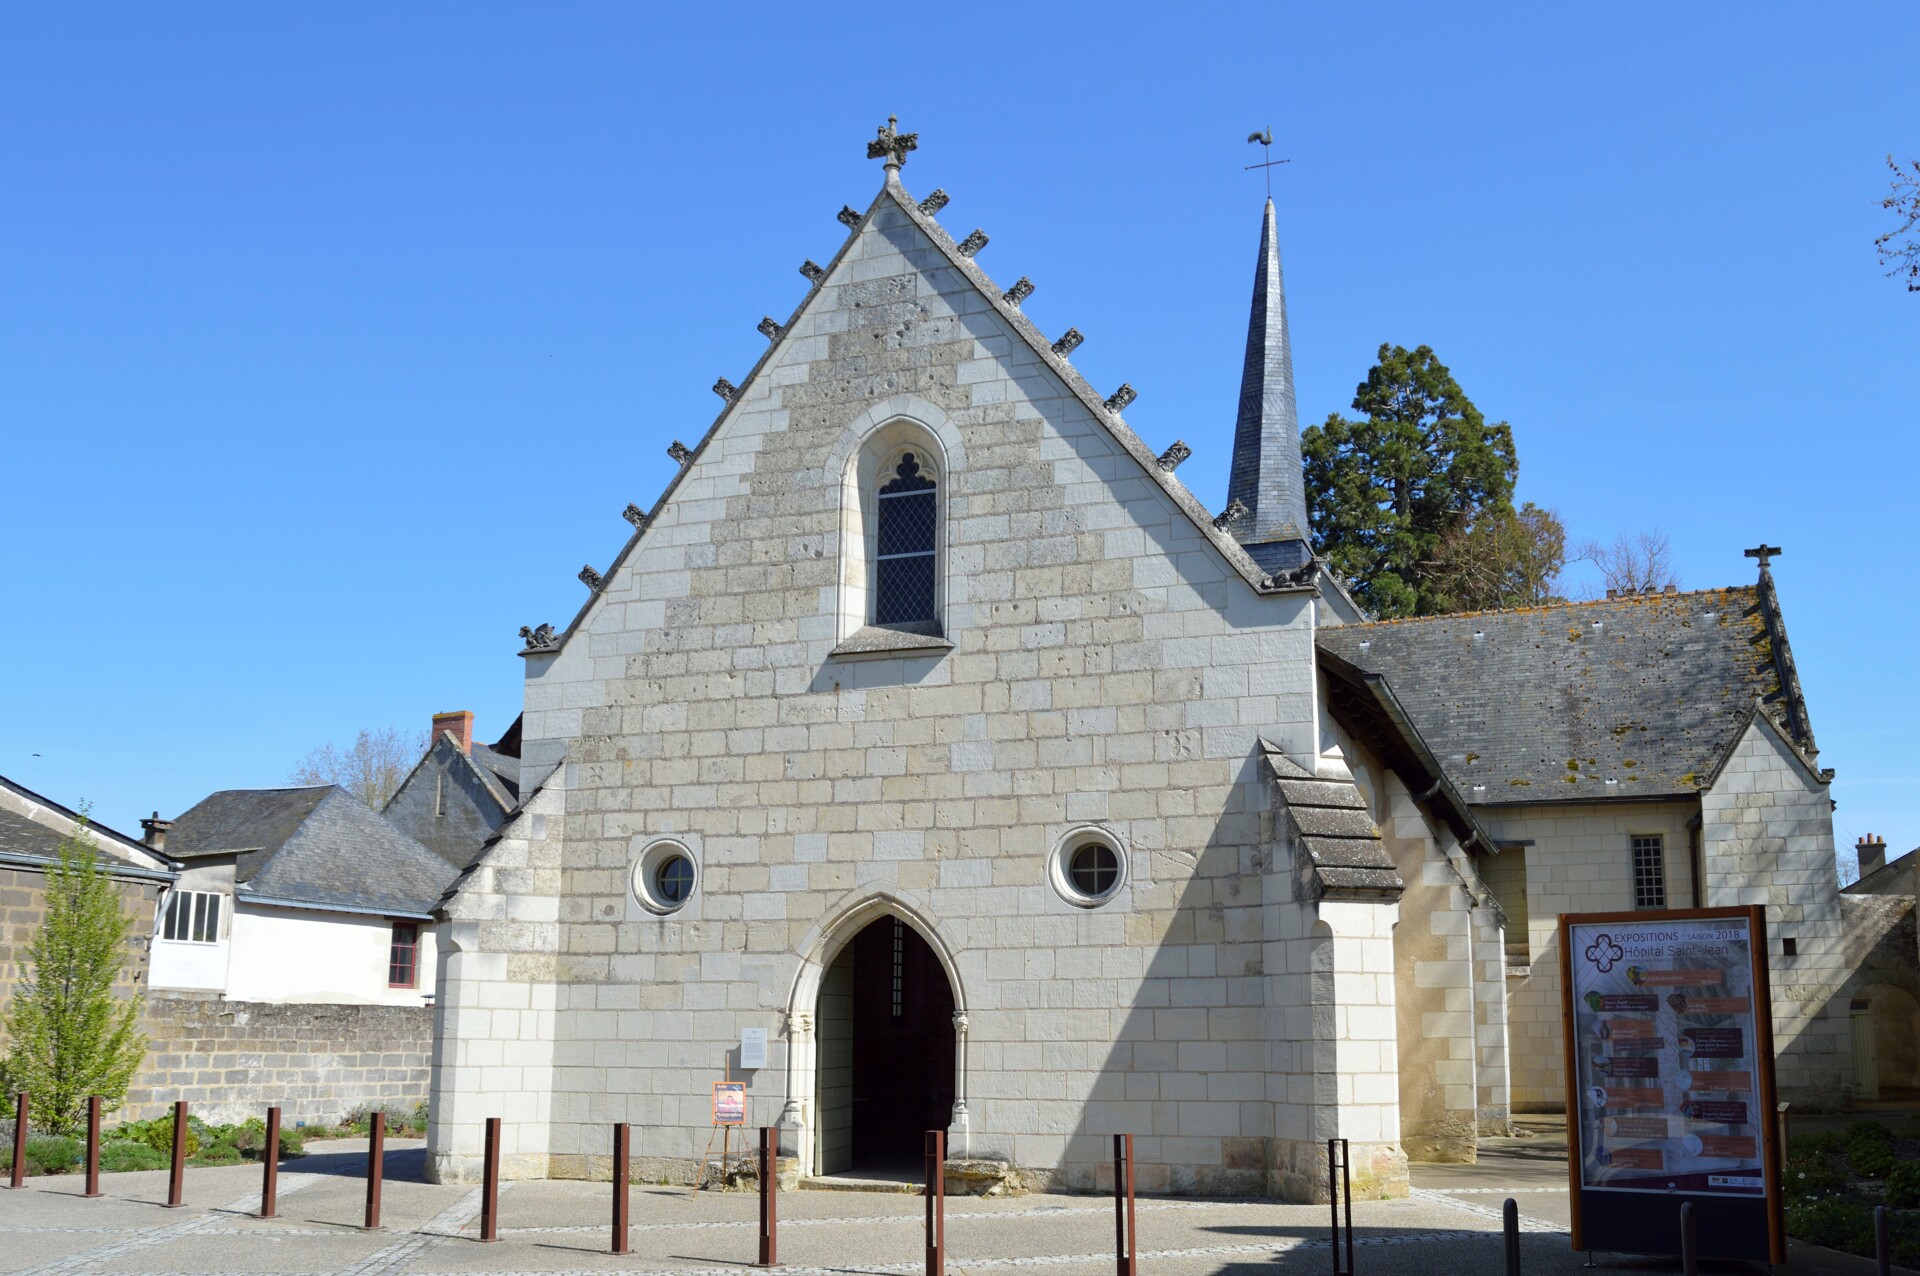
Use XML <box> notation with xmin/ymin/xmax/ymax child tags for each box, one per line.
<box><xmin>122</xmin><ymin>995</ymin><xmax>432</xmax><ymax>1127</ymax></box>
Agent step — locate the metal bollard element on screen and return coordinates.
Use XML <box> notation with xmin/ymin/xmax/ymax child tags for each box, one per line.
<box><xmin>1876</xmin><ymin>1205</ymin><xmax>1890</xmax><ymax>1276</ymax></box>
<box><xmin>83</xmin><ymin>1097</ymin><xmax>103</xmax><ymax>1198</ymax></box>
<box><xmin>925</xmin><ymin>1129</ymin><xmax>946</xmax><ymax>1276</ymax></box>
<box><xmin>165</xmin><ymin>1101</ymin><xmax>188</xmax><ymax>1208</ymax></box>
<box><xmin>1113</xmin><ymin>1133</ymin><xmax>1137</xmax><ymax>1276</ymax></box>
<box><xmin>758</xmin><ymin>1125</ymin><xmax>778</xmax><ymax>1267</ymax></box>
<box><xmin>364</xmin><ymin>1110</ymin><xmax>385</xmax><ymax>1229</ymax></box>
<box><xmin>1503</xmin><ymin>1198</ymin><xmax>1520</xmax><ymax>1276</ymax></box>
<box><xmin>612</xmin><ymin>1123</ymin><xmax>630</xmax><ymax>1255</ymax></box>
<box><xmin>8</xmin><ymin>1092</ymin><xmax>27</xmax><ymax>1189</ymax></box>
<box><xmin>260</xmin><ymin>1107</ymin><xmax>281</xmax><ymax>1218</ymax></box>
<box><xmin>1327</xmin><ymin>1138</ymin><xmax>1353</xmax><ymax>1276</ymax></box>
<box><xmin>480</xmin><ymin>1117</ymin><xmax>501</xmax><ymax>1242</ymax></box>
<box><xmin>1679</xmin><ymin>1201</ymin><xmax>1697</xmax><ymax>1276</ymax></box>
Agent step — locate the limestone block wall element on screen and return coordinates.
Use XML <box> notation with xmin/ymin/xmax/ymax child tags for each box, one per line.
<box><xmin>123</xmin><ymin>995</ymin><xmax>430</xmax><ymax>1126</ymax></box>
<box><xmin>1349</xmin><ymin>761</ymin><xmax>1479</xmax><ymax>1163</ymax></box>
<box><xmin>474</xmin><ymin>183</ymin><xmax>1344</xmax><ymax>1195</ymax></box>
<box><xmin>0</xmin><ymin>863</ymin><xmax>160</xmax><ymax>1010</ymax></box>
<box><xmin>1470</xmin><ymin>901</ymin><xmax>1513</xmax><ymax>1134</ymax></box>
<box><xmin>425</xmin><ymin>786</ymin><xmax>563</xmax><ymax>1183</ymax></box>
<box><xmin>1702</xmin><ymin>716</ymin><xmax>1851</xmax><ymax>1103</ymax></box>
<box><xmin>1477</xmin><ymin>799</ymin><xmax>1699</xmax><ymax>1110</ymax></box>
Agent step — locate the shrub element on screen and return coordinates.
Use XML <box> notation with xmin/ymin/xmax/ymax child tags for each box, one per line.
<box><xmin>99</xmin><ymin>1141</ymin><xmax>166</xmax><ymax>1173</ymax></box>
<box><xmin>189</xmin><ymin>1144</ymin><xmax>242</xmax><ymax>1167</ymax></box>
<box><xmin>24</xmin><ymin>1134</ymin><xmax>81</xmax><ymax>1176</ymax></box>
<box><xmin>1887</xmin><ymin>1159</ymin><xmax>1920</xmax><ymax>1210</ymax></box>
<box><xmin>1788</xmin><ymin>1196</ymin><xmax>1875</xmax><ymax>1254</ymax></box>
<box><xmin>1785</xmin><ymin>1154</ymin><xmax>1849</xmax><ymax>1203</ymax></box>
<box><xmin>113</xmin><ymin>1116</ymin><xmax>199</xmax><ymax>1159</ymax></box>
<box><xmin>1790</xmin><ymin>1130</ymin><xmax>1842</xmax><ymax>1158</ymax></box>
<box><xmin>1842</xmin><ymin>1121</ymin><xmax>1897</xmax><ymax>1178</ymax></box>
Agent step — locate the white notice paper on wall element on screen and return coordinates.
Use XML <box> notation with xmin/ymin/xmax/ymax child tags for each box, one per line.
<box><xmin>740</xmin><ymin>1026</ymin><xmax>768</xmax><ymax>1070</ymax></box>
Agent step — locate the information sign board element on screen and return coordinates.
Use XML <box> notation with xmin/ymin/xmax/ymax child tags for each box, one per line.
<box><xmin>712</xmin><ymin>1081</ymin><xmax>747</xmax><ymax>1126</ymax></box>
<box><xmin>1559</xmin><ymin>906</ymin><xmax>1783</xmax><ymax>1263</ymax></box>
<box><xmin>740</xmin><ymin>1027</ymin><xmax>769</xmax><ymax>1071</ymax></box>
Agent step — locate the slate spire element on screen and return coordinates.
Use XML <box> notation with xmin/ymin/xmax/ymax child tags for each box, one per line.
<box><xmin>1225</xmin><ymin>198</ymin><xmax>1313</xmax><ymax>574</ymax></box>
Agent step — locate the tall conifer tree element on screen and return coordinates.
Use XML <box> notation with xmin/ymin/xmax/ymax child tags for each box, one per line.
<box><xmin>1302</xmin><ymin>343</ymin><xmax>1518</xmax><ymax>617</ymax></box>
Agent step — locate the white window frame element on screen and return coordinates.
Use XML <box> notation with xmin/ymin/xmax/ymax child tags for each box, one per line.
<box><xmin>160</xmin><ymin>890</ymin><xmax>225</xmax><ymax>944</ymax></box>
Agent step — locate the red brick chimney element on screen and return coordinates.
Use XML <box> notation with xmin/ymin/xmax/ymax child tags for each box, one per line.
<box><xmin>1858</xmin><ymin>834</ymin><xmax>1887</xmax><ymax>878</ymax></box>
<box><xmin>433</xmin><ymin>711</ymin><xmax>475</xmax><ymax>754</ymax></box>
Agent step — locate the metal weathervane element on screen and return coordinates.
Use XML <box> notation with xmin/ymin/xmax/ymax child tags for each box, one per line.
<box><xmin>1244</xmin><ymin>126</ymin><xmax>1289</xmax><ymax>197</ymax></box>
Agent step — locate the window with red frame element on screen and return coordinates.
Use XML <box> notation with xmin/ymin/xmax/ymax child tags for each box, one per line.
<box><xmin>388</xmin><ymin>922</ymin><xmax>419</xmax><ymax>988</ymax></box>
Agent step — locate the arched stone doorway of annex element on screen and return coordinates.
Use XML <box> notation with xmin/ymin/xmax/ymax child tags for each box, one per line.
<box><xmin>782</xmin><ymin>894</ymin><xmax>967</xmax><ymax>1179</ymax></box>
<box><xmin>1852</xmin><ymin>983</ymin><xmax>1920</xmax><ymax>1101</ymax></box>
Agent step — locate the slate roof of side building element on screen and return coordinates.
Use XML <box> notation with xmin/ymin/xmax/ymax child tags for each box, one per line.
<box><xmin>167</xmin><ymin>784</ymin><xmax>454</xmax><ymax>916</ymax></box>
<box><xmin>1316</xmin><ymin>578</ymin><xmax>1818</xmax><ymax>804</ymax></box>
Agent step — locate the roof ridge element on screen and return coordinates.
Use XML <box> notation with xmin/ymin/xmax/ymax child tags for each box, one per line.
<box><xmin>1335</xmin><ymin>585</ymin><xmax>1753</xmax><ymax>630</ymax></box>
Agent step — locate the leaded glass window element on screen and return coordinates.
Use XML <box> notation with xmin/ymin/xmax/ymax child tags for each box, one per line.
<box><xmin>1631</xmin><ymin>835</ymin><xmax>1667</xmax><ymax>909</ymax></box>
<box><xmin>874</xmin><ymin>452</ymin><xmax>937</xmax><ymax>628</ymax></box>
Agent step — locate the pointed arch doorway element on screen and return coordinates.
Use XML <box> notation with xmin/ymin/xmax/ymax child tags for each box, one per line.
<box><xmin>815</xmin><ymin>914</ymin><xmax>956</xmax><ymax>1176</ymax></box>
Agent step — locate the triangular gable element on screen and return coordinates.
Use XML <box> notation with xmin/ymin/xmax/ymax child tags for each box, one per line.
<box><xmin>529</xmin><ymin>174</ymin><xmax>1317</xmax><ymax>658</ymax></box>
<box><xmin>1701</xmin><ymin>700</ymin><xmax>1832</xmax><ymax>793</ymax></box>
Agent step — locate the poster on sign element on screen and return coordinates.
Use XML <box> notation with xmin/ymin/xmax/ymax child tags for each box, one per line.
<box><xmin>1559</xmin><ymin>905</ymin><xmax>1783</xmax><ymax>1264</ymax></box>
<box><xmin>712</xmin><ymin>1081</ymin><xmax>747</xmax><ymax>1126</ymax></box>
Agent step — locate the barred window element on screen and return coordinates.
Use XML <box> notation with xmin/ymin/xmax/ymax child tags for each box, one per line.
<box><xmin>1631</xmin><ymin>835</ymin><xmax>1667</xmax><ymax>909</ymax></box>
<box><xmin>160</xmin><ymin>890</ymin><xmax>223</xmax><ymax>944</ymax></box>
<box><xmin>873</xmin><ymin>453</ymin><xmax>937</xmax><ymax>629</ymax></box>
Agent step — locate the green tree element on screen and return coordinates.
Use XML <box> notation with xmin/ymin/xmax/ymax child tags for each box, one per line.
<box><xmin>1302</xmin><ymin>343</ymin><xmax>1518</xmax><ymax>617</ymax></box>
<box><xmin>1</xmin><ymin>823</ymin><xmax>148</xmax><ymax>1133</ymax></box>
<box><xmin>1426</xmin><ymin>502</ymin><xmax>1568</xmax><ymax>612</ymax></box>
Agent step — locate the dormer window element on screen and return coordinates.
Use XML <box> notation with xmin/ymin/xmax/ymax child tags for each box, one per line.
<box><xmin>875</xmin><ymin>452</ymin><xmax>938</xmax><ymax>630</ymax></box>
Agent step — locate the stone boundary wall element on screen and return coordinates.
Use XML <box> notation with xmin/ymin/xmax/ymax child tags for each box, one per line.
<box><xmin>0</xmin><ymin>863</ymin><xmax>162</xmax><ymax>1009</ymax></box>
<box><xmin>122</xmin><ymin>995</ymin><xmax>432</xmax><ymax>1126</ymax></box>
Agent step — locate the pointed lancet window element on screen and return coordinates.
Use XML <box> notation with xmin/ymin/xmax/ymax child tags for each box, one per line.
<box><xmin>874</xmin><ymin>452</ymin><xmax>938</xmax><ymax>629</ymax></box>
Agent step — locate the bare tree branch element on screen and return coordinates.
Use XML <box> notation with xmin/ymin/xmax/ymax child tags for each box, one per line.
<box><xmin>1876</xmin><ymin>155</ymin><xmax>1920</xmax><ymax>293</ymax></box>
<box><xmin>1573</xmin><ymin>529</ymin><xmax>1680</xmax><ymax>597</ymax></box>
<box><xmin>289</xmin><ymin>727</ymin><xmax>427</xmax><ymax>810</ymax></box>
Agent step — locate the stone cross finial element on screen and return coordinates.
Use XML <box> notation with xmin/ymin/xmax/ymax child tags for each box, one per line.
<box><xmin>1744</xmin><ymin>544</ymin><xmax>1783</xmax><ymax>569</ymax></box>
<box><xmin>867</xmin><ymin>115</ymin><xmax>918</xmax><ymax>172</ymax></box>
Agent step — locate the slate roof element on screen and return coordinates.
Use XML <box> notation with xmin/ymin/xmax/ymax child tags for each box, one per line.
<box><xmin>0</xmin><ymin>774</ymin><xmax>171</xmax><ymax>872</ymax></box>
<box><xmin>1260</xmin><ymin>742</ymin><xmax>1401</xmax><ymax>900</ymax></box>
<box><xmin>168</xmin><ymin>785</ymin><xmax>454</xmax><ymax>916</ymax></box>
<box><xmin>1316</xmin><ymin>584</ymin><xmax>1812</xmax><ymax>805</ymax></box>
<box><xmin>468</xmin><ymin>742</ymin><xmax>520</xmax><ymax>805</ymax></box>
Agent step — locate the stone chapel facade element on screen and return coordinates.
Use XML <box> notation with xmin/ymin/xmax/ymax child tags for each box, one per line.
<box><xmin>424</xmin><ymin>127</ymin><xmax>1893</xmax><ymax>1198</ymax></box>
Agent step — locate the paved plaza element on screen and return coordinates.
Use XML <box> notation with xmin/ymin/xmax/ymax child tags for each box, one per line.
<box><xmin>0</xmin><ymin>1132</ymin><xmax>1901</xmax><ymax>1276</ymax></box>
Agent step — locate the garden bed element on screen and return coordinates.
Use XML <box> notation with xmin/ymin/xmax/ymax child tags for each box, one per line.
<box><xmin>1786</xmin><ymin>1118</ymin><xmax>1920</xmax><ymax>1268</ymax></box>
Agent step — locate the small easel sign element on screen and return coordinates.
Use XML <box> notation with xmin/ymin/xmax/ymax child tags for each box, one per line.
<box><xmin>698</xmin><ymin>1074</ymin><xmax>749</xmax><ymax>1190</ymax></box>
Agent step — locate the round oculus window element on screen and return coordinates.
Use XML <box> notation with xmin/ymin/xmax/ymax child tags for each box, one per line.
<box><xmin>1068</xmin><ymin>843</ymin><xmax>1121</xmax><ymax>900</ymax></box>
<box><xmin>654</xmin><ymin>855</ymin><xmax>695</xmax><ymax>905</ymax></box>
<box><xmin>1050</xmin><ymin>832</ymin><xmax>1125</xmax><ymax>908</ymax></box>
<box><xmin>633</xmin><ymin>842</ymin><xmax>697</xmax><ymax>914</ymax></box>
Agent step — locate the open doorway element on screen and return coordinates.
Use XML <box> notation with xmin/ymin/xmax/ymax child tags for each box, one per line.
<box><xmin>815</xmin><ymin>915</ymin><xmax>955</xmax><ymax>1176</ymax></box>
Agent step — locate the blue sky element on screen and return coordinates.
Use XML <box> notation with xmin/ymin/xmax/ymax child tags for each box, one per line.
<box><xmin>4</xmin><ymin>5</ymin><xmax>1916</xmax><ymax>865</ymax></box>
